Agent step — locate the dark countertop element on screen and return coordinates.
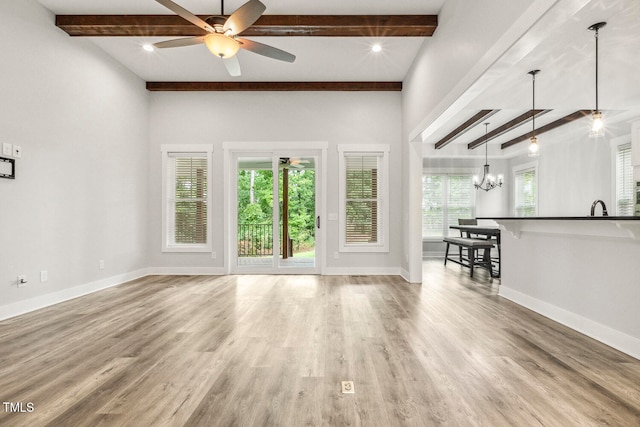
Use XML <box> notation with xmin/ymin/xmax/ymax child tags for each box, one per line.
<box><xmin>478</xmin><ymin>216</ymin><xmax>640</xmax><ymax>221</ymax></box>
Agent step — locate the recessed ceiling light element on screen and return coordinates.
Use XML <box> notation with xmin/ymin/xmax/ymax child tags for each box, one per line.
<box><xmin>371</xmin><ymin>44</ymin><xmax>382</xmax><ymax>53</ymax></box>
<box><xmin>143</xmin><ymin>44</ymin><xmax>155</xmax><ymax>52</ymax></box>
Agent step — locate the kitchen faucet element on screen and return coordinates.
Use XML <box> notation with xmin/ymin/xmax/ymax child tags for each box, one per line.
<box><xmin>590</xmin><ymin>200</ymin><xmax>608</xmax><ymax>216</ymax></box>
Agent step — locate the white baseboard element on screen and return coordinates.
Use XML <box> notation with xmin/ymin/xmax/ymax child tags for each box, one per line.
<box><xmin>0</xmin><ymin>269</ymin><xmax>149</xmax><ymax>322</ymax></box>
<box><xmin>147</xmin><ymin>267</ymin><xmax>227</xmax><ymax>276</ymax></box>
<box><xmin>323</xmin><ymin>267</ymin><xmax>401</xmax><ymax>276</ymax></box>
<box><xmin>422</xmin><ymin>251</ymin><xmax>444</xmax><ymax>259</ymax></box>
<box><xmin>499</xmin><ymin>286</ymin><xmax>640</xmax><ymax>361</ymax></box>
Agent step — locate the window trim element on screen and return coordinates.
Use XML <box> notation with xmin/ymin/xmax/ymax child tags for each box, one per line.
<box><xmin>512</xmin><ymin>161</ymin><xmax>538</xmax><ymax>217</ymax></box>
<box><xmin>161</xmin><ymin>144</ymin><xmax>214</xmax><ymax>253</ymax></box>
<box><xmin>338</xmin><ymin>144</ymin><xmax>390</xmax><ymax>253</ymax></box>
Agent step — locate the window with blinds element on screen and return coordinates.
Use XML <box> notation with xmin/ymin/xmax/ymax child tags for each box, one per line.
<box><xmin>422</xmin><ymin>174</ymin><xmax>475</xmax><ymax>238</ymax></box>
<box><xmin>162</xmin><ymin>145</ymin><xmax>212</xmax><ymax>252</ymax></box>
<box><xmin>514</xmin><ymin>166</ymin><xmax>537</xmax><ymax>217</ymax></box>
<box><xmin>616</xmin><ymin>143</ymin><xmax>633</xmax><ymax>216</ymax></box>
<box><xmin>338</xmin><ymin>145</ymin><xmax>389</xmax><ymax>252</ymax></box>
<box><xmin>345</xmin><ymin>155</ymin><xmax>381</xmax><ymax>244</ymax></box>
<box><xmin>171</xmin><ymin>155</ymin><xmax>208</xmax><ymax>244</ymax></box>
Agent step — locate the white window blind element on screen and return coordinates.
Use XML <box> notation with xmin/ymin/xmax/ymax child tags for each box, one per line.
<box><xmin>616</xmin><ymin>143</ymin><xmax>633</xmax><ymax>216</ymax></box>
<box><xmin>338</xmin><ymin>145</ymin><xmax>389</xmax><ymax>252</ymax></box>
<box><xmin>515</xmin><ymin>167</ymin><xmax>537</xmax><ymax>217</ymax></box>
<box><xmin>422</xmin><ymin>174</ymin><xmax>475</xmax><ymax>238</ymax></box>
<box><xmin>161</xmin><ymin>145</ymin><xmax>213</xmax><ymax>252</ymax></box>
<box><xmin>422</xmin><ymin>175</ymin><xmax>444</xmax><ymax>238</ymax></box>
<box><xmin>169</xmin><ymin>154</ymin><xmax>208</xmax><ymax>245</ymax></box>
<box><xmin>345</xmin><ymin>154</ymin><xmax>382</xmax><ymax>244</ymax></box>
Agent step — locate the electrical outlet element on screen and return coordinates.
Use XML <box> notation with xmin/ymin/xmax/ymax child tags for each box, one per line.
<box><xmin>2</xmin><ymin>142</ymin><xmax>12</xmax><ymax>156</ymax></box>
<box><xmin>341</xmin><ymin>381</ymin><xmax>355</xmax><ymax>394</ymax></box>
<box><xmin>40</xmin><ymin>270</ymin><xmax>48</xmax><ymax>282</ymax></box>
<box><xmin>211</xmin><ymin>252</ymin><xmax>217</xmax><ymax>259</ymax></box>
<box><xmin>12</xmin><ymin>145</ymin><xmax>21</xmax><ymax>158</ymax></box>
<box><xmin>99</xmin><ymin>260</ymin><xmax>105</xmax><ymax>270</ymax></box>
<box><xmin>334</xmin><ymin>252</ymin><xmax>340</xmax><ymax>259</ymax></box>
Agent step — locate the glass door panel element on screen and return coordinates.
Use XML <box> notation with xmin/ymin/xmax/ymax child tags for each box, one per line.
<box><xmin>236</xmin><ymin>156</ymin><xmax>274</xmax><ymax>269</ymax></box>
<box><xmin>278</xmin><ymin>157</ymin><xmax>316</xmax><ymax>269</ymax></box>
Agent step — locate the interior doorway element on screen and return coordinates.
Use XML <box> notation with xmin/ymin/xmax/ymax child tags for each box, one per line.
<box><xmin>229</xmin><ymin>149</ymin><xmax>323</xmax><ymax>274</ymax></box>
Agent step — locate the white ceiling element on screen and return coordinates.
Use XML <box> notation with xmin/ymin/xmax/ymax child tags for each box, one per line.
<box><xmin>36</xmin><ymin>0</ymin><xmax>640</xmax><ymax>158</ymax></box>
<box><xmin>37</xmin><ymin>0</ymin><xmax>444</xmax><ymax>82</ymax></box>
<box><xmin>421</xmin><ymin>0</ymin><xmax>640</xmax><ymax>158</ymax></box>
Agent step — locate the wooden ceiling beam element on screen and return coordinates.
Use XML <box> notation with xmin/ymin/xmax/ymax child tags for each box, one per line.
<box><xmin>56</xmin><ymin>15</ymin><xmax>438</xmax><ymax>37</ymax></box>
<box><xmin>467</xmin><ymin>109</ymin><xmax>550</xmax><ymax>149</ymax></box>
<box><xmin>145</xmin><ymin>81</ymin><xmax>402</xmax><ymax>91</ymax></box>
<box><xmin>500</xmin><ymin>110</ymin><xmax>591</xmax><ymax>149</ymax></box>
<box><xmin>434</xmin><ymin>110</ymin><xmax>498</xmax><ymax>150</ymax></box>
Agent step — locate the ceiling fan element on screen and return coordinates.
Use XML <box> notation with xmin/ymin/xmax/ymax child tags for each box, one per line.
<box><xmin>153</xmin><ymin>0</ymin><xmax>296</xmax><ymax>77</ymax></box>
<box><xmin>279</xmin><ymin>157</ymin><xmax>310</xmax><ymax>169</ymax></box>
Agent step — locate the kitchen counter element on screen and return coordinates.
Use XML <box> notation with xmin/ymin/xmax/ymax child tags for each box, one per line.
<box><xmin>480</xmin><ymin>216</ymin><xmax>640</xmax><ymax>360</ymax></box>
<box><xmin>479</xmin><ymin>216</ymin><xmax>640</xmax><ymax>220</ymax></box>
<box><xmin>478</xmin><ymin>216</ymin><xmax>640</xmax><ymax>240</ymax></box>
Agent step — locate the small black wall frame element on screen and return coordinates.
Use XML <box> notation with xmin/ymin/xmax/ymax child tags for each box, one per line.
<box><xmin>0</xmin><ymin>156</ymin><xmax>15</xmax><ymax>179</ymax></box>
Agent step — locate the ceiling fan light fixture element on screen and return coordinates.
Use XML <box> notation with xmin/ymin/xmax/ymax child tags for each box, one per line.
<box><xmin>205</xmin><ymin>33</ymin><xmax>240</xmax><ymax>58</ymax></box>
<box><xmin>371</xmin><ymin>44</ymin><xmax>382</xmax><ymax>53</ymax></box>
<box><xmin>143</xmin><ymin>44</ymin><xmax>155</xmax><ymax>52</ymax></box>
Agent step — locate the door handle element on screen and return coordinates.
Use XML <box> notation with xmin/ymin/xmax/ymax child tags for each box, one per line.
<box><xmin>316</xmin><ymin>216</ymin><xmax>320</xmax><ymax>229</ymax></box>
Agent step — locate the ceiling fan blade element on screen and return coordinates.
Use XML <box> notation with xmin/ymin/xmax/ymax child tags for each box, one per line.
<box><xmin>222</xmin><ymin>56</ymin><xmax>242</xmax><ymax>77</ymax></box>
<box><xmin>237</xmin><ymin>38</ymin><xmax>296</xmax><ymax>63</ymax></box>
<box><xmin>223</xmin><ymin>0</ymin><xmax>266</xmax><ymax>36</ymax></box>
<box><xmin>153</xmin><ymin>36</ymin><xmax>207</xmax><ymax>49</ymax></box>
<box><xmin>155</xmin><ymin>0</ymin><xmax>214</xmax><ymax>33</ymax></box>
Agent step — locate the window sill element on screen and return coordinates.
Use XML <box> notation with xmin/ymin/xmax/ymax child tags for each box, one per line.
<box><xmin>340</xmin><ymin>245</ymin><xmax>389</xmax><ymax>253</ymax></box>
<box><xmin>162</xmin><ymin>245</ymin><xmax>211</xmax><ymax>253</ymax></box>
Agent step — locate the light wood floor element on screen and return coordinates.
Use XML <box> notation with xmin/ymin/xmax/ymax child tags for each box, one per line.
<box><xmin>1</xmin><ymin>261</ymin><xmax>639</xmax><ymax>426</ymax></box>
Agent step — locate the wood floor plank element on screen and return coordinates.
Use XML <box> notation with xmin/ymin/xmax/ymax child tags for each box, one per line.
<box><xmin>1</xmin><ymin>262</ymin><xmax>639</xmax><ymax>426</ymax></box>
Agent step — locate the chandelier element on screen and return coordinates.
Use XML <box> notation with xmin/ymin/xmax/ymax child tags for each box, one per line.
<box><xmin>473</xmin><ymin>123</ymin><xmax>503</xmax><ymax>191</ymax></box>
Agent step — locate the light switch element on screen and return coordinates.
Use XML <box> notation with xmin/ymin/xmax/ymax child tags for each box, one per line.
<box><xmin>12</xmin><ymin>145</ymin><xmax>21</xmax><ymax>158</ymax></box>
<box><xmin>2</xmin><ymin>142</ymin><xmax>12</xmax><ymax>156</ymax></box>
<box><xmin>328</xmin><ymin>213</ymin><xmax>338</xmax><ymax>221</ymax></box>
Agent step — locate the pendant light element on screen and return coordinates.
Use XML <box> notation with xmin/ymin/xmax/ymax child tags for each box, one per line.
<box><xmin>588</xmin><ymin>22</ymin><xmax>606</xmax><ymax>138</ymax></box>
<box><xmin>528</xmin><ymin>70</ymin><xmax>540</xmax><ymax>157</ymax></box>
<box><xmin>473</xmin><ymin>123</ymin><xmax>503</xmax><ymax>191</ymax></box>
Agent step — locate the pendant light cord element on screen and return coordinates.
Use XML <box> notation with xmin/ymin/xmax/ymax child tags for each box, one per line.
<box><xmin>527</xmin><ymin>70</ymin><xmax>540</xmax><ymax>141</ymax></box>
<box><xmin>484</xmin><ymin>123</ymin><xmax>489</xmax><ymax>165</ymax></box>
<box><xmin>595</xmin><ymin>27</ymin><xmax>599</xmax><ymax>112</ymax></box>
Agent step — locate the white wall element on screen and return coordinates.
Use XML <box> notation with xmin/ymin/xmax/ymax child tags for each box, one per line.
<box><xmin>402</xmin><ymin>0</ymin><xmax>551</xmax><ymax>140</ymax></box>
<box><xmin>508</xmin><ymin>129</ymin><xmax>613</xmax><ymax>217</ymax></box>
<box><xmin>401</xmin><ymin>0</ymin><xmax>551</xmax><ymax>277</ymax></box>
<box><xmin>499</xmin><ymin>223</ymin><xmax>640</xmax><ymax>359</ymax></box>
<box><xmin>0</xmin><ymin>0</ymin><xmax>149</xmax><ymax>317</ymax></box>
<box><xmin>148</xmin><ymin>91</ymin><xmax>403</xmax><ymax>273</ymax></box>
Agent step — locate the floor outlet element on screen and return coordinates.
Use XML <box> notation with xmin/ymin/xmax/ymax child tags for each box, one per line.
<box><xmin>341</xmin><ymin>381</ymin><xmax>355</xmax><ymax>394</ymax></box>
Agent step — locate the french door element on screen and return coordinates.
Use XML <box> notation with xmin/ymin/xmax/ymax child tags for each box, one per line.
<box><xmin>230</xmin><ymin>150</ymin><xmax>322</xmax><ymax>274</ymax></box>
